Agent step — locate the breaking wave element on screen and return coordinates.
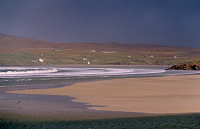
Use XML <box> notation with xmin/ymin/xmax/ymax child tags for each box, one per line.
<box><xmin>0</xmin><ymin>67</ymin><xmax>167</xmax><ymax>78</ymax></box>
<box><xmin>0</xmin><ymin>67</ymin><xmax>58</xmax><ymax>77</ymax></box>
<box><xmin>1</xmin><ymin>66</ymin><xmax>200</xmax><ymax>87</ymax></box>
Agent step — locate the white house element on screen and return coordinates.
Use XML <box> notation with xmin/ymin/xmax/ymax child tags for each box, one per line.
<box><xmin>39</xmin><ymin>58</ymin><xmax>44</xmax><ymax>62</ymax></box>
<box><xmin>89</xmin><ymin>50</ymin><xmax>96</xmax><ymax>52</ymax></box>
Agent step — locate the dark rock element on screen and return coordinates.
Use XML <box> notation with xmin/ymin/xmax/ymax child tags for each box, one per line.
<box><xmin>167</xmin><ymin>62</ymin><xmax>200</xmax><ymax>70</ymax></box>
<box><xmin>190</xmin><ymin>64</ymin><xmax>200</xmax><ymax>70</ymax></box>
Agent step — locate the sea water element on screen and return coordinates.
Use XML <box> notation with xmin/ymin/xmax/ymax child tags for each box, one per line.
<box><xmin>0</xmin><ymin>66</ymin><xmax>200</xmax><ymax>87</ymax></box>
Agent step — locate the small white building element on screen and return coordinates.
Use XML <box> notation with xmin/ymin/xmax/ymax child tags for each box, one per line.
<box><xmin>89</xmin><ymin>50</ymin><xmax>96</xmax><ymax>52</ymax></box>
<box><xmin>83</xmin><ymin>58</ymin><xmax>87</xmax><ymax>61</ymax></box>
<box><xmin>87</xmin><ymin>61</ymin><xmax>90</xmax><ymax>65</ymax></box>
<box><xmin>54</xmin><ymin>49</ymin><xmax>60</xmax><ymax>52</ymax></box>
<box><xmin>101</xmin><ymin>51</ymin><xmax>117</xmax><ymax>53</ymax></box>
<box><xmin>39</xmin><ymin>58</ymin><xmax>44</xmax><ymax>62</ymax></box>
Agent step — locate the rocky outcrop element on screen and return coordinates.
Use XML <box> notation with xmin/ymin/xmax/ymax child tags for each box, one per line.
<box><xmin>167</xmin><ymin>62</ymin><xmax>200</xmax><ymax>70</ymax></box>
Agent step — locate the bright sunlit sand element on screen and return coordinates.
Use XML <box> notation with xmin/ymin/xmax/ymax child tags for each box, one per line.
<box><xmin>9</xmin><ymin>75</ymin><xmax>200</xmax><ymax>114</ymax></box>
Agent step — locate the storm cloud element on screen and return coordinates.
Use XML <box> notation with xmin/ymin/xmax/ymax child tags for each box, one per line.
<box><xmin>1</xmin><ymin>0</ymin><xmax>200</xmax><ymax>47</ymax></box>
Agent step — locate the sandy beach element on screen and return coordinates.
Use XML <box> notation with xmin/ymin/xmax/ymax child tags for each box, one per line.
<box><xmin>9</xmin><ymin>74</ymin><xmax>200</xmax><ymax>114</ymax></box>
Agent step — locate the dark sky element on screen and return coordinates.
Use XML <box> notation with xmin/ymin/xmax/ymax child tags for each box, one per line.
<box><xmin>1</xmin><ymin>0</ymin><xmax>200</xmax><ymax>47</ymax></box>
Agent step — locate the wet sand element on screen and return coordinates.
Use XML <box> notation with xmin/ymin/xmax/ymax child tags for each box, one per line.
<box><xmin>1</xmin><ymin>79</ymin><xmax>148</xmax><ymax>120</ymax></box>
<box><xmin>9</xmin><ymin>75</ymin><xmax>200</xmax><ymax>114</ymax></box>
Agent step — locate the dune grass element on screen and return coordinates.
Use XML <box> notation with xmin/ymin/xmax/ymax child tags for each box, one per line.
<box><xmin>1</xmin><ymin>114</ymin><xmax>200</xmax><ymax>129</ymax></box>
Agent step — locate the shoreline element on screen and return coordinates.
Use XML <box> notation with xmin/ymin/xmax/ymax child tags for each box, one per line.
<box><xmin>8</xmin><ymin>74</ymin><xmax>200</xmax><ymax>115</ymax></box>
<box><xmin>0</xmin><ymin>64</ymin><xmax>170</xmax><ymax>71</ymax></box>
<box><xmin>1</xmin><ymin>78</ymin><xmax>151</xmax><ymax>120</ymax></box>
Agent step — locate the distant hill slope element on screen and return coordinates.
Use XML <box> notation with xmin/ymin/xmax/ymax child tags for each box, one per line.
<box><xmin>0</xmin><ymin>33</ymin><xmax>200</xmax><ymax>65</ymax></box>
<box><xmin>0</xmin><ymin>33</ymin><xmax>196</xmax><ymax>51</ymax></box>
<box><xmin>0</xmin><ymin>33</ymin><xmax>64</xmax><ymax>50</ymax></box>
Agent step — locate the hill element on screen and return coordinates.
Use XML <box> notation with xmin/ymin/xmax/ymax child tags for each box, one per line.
<box><xmin>0</xmin><ymin>33</ymin><xmax>65</xmax><ymax>50</ymax></box>
<box><xmin>0</xmin><ymin>33</ymin><xmax>200</xmax><ymax>65</ymax></box>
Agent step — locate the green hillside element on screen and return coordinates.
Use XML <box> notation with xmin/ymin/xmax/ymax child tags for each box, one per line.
<box><xmin>1</xmin><ymin>33</ymin><xmax>200</xmax><ymax>65</ymax></box>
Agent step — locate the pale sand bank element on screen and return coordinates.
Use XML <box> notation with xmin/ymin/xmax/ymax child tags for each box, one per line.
<box><xmin>9</xmin><ymin>75</ymin><xmax>200</xmax><ymax>114</ymax></box>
